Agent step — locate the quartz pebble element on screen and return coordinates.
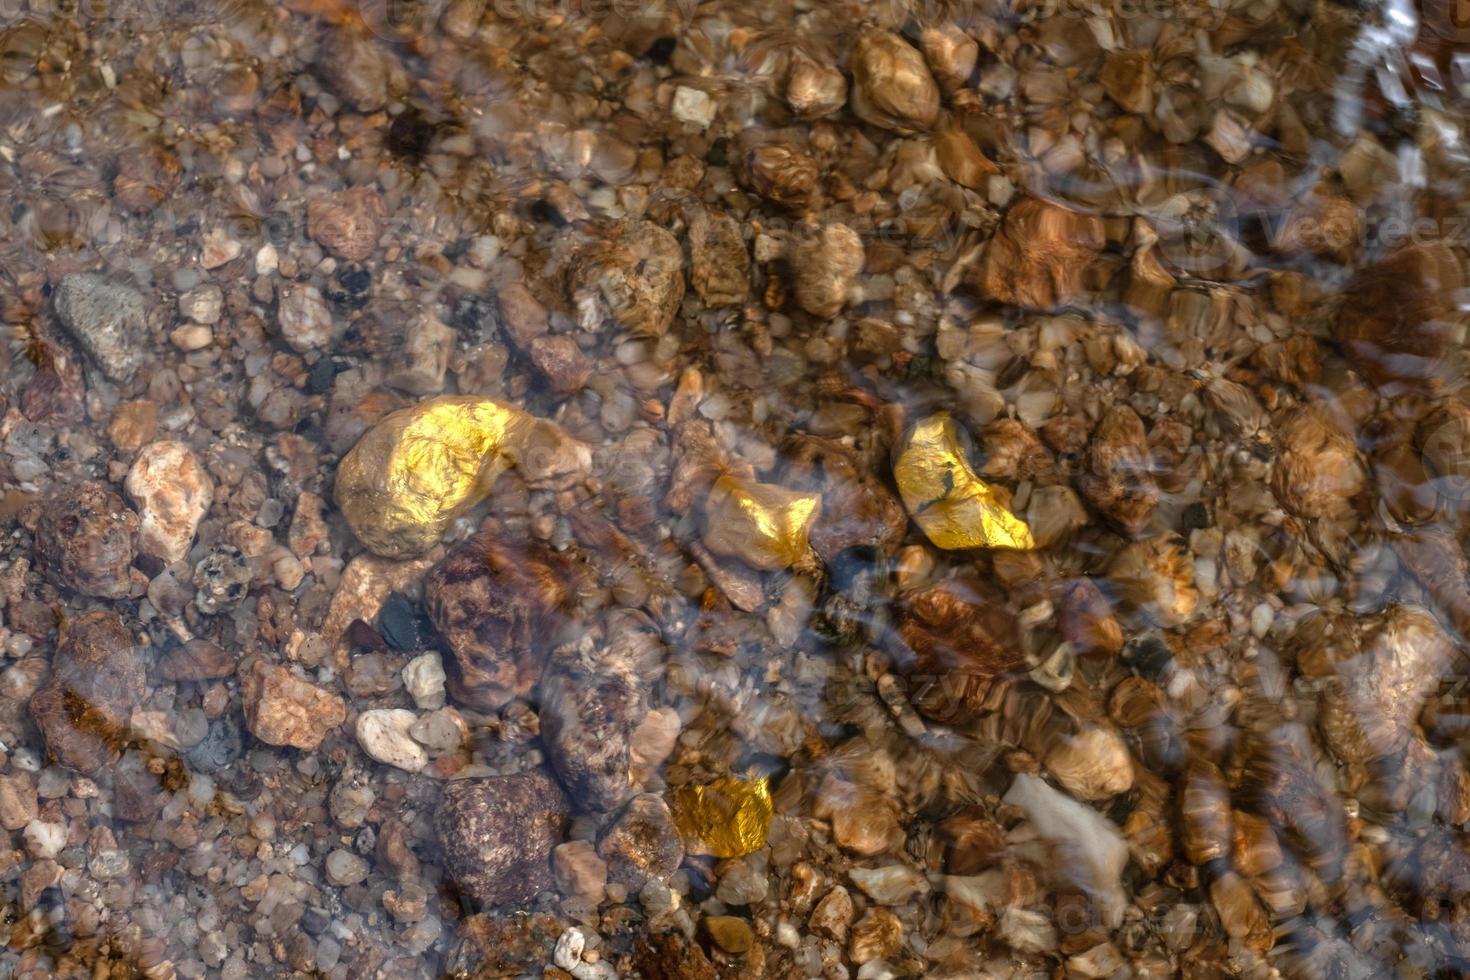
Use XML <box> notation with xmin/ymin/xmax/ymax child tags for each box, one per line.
<box><xmin>179</xmin><ymin>284</ymin><xmax>223</xmax><ymax>324</ymax></box>
<box><xmin>277</xmin><ymin>282</ymin><xmax>340</xmax><ymax>352</ymax></box>
<box><xmin>403</xmin><ymin>652</ymin><xmax>447</xmax><ymax>709</ymax></box>
<box><xmin>125</xmin><ymin>441</ymin><xmax>214</xmax><ymax>564</ymax></box>
<box><xmin>356</xmin><ymin>708</ymin><xmax>428</xmax><ymax>772</ymax></box>
<box><xmin>242</xmin><ymin>661</ymin><xmax>346</xmax><ymax>751</ymax></box>
<box><xmin>326</xmin><ymin>849</ymin><xmax>368</xmax><ymax>887</ymax></box>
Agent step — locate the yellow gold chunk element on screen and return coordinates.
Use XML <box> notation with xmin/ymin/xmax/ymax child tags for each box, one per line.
<box><xmin>672</xmin><ymin>776</ymin><xmax>774</xmax><ymax>858</ymax></box>
<box><xmin>335</xmin><ymin>396</ymin><xmax>537</xmax><ymax>559</ymax></box>
<box><xmin>702</xmin><ymin>475</ymin><xmax>821</xmax><ymax>571</ymax></box>
<box><xmin>893</xmin><ymin>412</ymin><xmax>1035</xmax><ymax>551</ymax></box>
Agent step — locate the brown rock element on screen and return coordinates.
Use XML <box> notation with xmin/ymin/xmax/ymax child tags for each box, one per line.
<box><xmin>785</xmin><ymin>436</ymin><xmax>906</xmax><ymax>563</ymax></box>
<box><xmin>1272</xmin><ymin>406</ymin><xmax>1366</xmax><ymax>519</ymax></box>
<box><xmin>30</xmin><ymin>610</ymin><xmax>146</xmax><ymax>773</ymax></box>
<box><xmin>687</xmin><ymin>206</ymin><xmax>749</xmax><ymax>307</ymax></box>
<box><xmin>809</xmin><ymin>885</ymin><xmax>854</xmax><ymax>941</ymax></box>
<box><xmin>552</xmin><ymin>840</ymin><xmax>608</xmax><ymax>902</ymax></box>
<box><xmin>888</xmin><ymin>576</ymin><xmax>1026</xmax><ymax>724</ymax></box>
<box><xmin>108</xmin><ymin>400</ymin><xmax>158</xmax><ymax>451</ymax></box>
<box><xmin>308</xmin><ymin>188</ymin><xmax>386</xmax><ymax>262</ymax></box>
<box><xmin>113</xmin><ymin>145</ymin><xmax>181</xmax><ymax>213</ymax></box>
<box><xmin>495</xmin><ymin>282</ymin><xmax>549</xmax><ymax>347</ymax></box>
<box><xmin>241</xmin><ymin>661</ymin><xmax>346</xmax><ymax>751</ymax></box>
<box><xmin>444</xmin><ymin>912</ymin><xmax>568</xmax><ymax>978</ymax></box>
<box><xmin>971</xmin><ymin>197</ymin><xmax>1104</xmax><ymax>310</ymax></box>
<box><xmin>1077</xmin><ymin>405</ymin><xmax>1158</xmax><ymax>537</ymax></box>
<box><xmin>633</xmin><ymin>930</ymin><xmax>718</xmax><ymax>980</ymax></box>
<box><xmin>529</xmin><ymin>335</ymin><xmax>591</xmax><ymax>394</ymax></box>
<box><xmin>739</xmin><ymin>141</ymin><xmax>819</xmax><ymax>209</ymax></box>
<box><xmin>1336</xmin><ymin>242</ymin><xmax>1466</xmax><ymax>388</ymax></box>
<box><xmin>814</xmin><ymin>776</ymin><xmax>901</xmax><ymax>856</ymax></box>
<box><xmin>569</xmin><ymin>220</ymin><xmax>685</xmax><ymax>337</ymax></box>
<box><xmin>938</xmin><ymin>805</ymin><xmax>1007</xmax><ymax>875</ymax></box>
<box><xmin>424</xmin><ymin>532</ymin><xmax>585</xmax><ymax>712</ymax></box>
<box><xmin>1057</xmin><ymin>578</ymin><xmax>1123</xmax><ymax>656</ymax></box>
<box><xmin>0</xmin><ymin>773</ymin><xmax>37</xmax><ymax>831</ymax></box>
<box><xmin>850</xmin><ymin>28</ymin><xmax>940</xmax><ymax>132</ymax></box>
<box><xmin>287</xmin><ymin>491</ymin><xmax>330</xmax><ymax>560</ymax></box>
<box><xmin>597</xmin><ymin>792</ymin><xmax>685</xmax><ymax>887</ymax></box>
<box><xmin>934</xmin><ymin>116</ymin><xmax>997</xmax><ymax>189</ymax></box>
<box><xmin>541</xmin><ymin>665</ymin><xmax>644</xmax><ymax>811</ymax></box>
<box><xmin>849</xmin><ymin>907</ymin><xmax>903</xmax><ymax>964</ymax></box>
<box><xmin>436</xmin><ymin>770</ymin><xmax>569</xmax><ymax>908</ymax></box>
<box><xmin>793</xmin><ymin>222</ymin><xmax>865</xmax><ymax>319</ymax></box>
<box><xmin>35</xmin><ymin>481</ymin><xmax>141</xmax><ymax>599</ymax></box>
<box><xmin>159</xmin><ymin>638</ymin><xmax>237</xmax><ymax>682</ymax></box>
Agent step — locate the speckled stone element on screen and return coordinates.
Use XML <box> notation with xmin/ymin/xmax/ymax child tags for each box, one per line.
<box><xmin>436</xmin><ymin>770</ymin><xmax>570</xmax><ymax>908</ymax></box>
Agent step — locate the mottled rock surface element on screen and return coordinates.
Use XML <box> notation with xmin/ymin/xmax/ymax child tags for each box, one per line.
<box><xmin>125</xmin><ymin>441</ymin><xmax>214</xmax><ymax>564</ymax></box>
<box><xmin>52</xmin><ymin>273</ymin><xmax>148</xmax><ymax>381</ymax></box>
<box><xmin>424</xmin><ymin>533</ymin><xmax>584</xmax><ymax>711</ymax></box>
<box><xmin>241</xmin><ymin>661</ymin><xmax>346</xmax><ymax>751</ymax></box>
<box><xmin>30</xmin><ymin>611</ymin><xmax>146</xmax><ymax>773</ymax></box>
<box><xmin>436</xmin><ymin>771</ymin><xmax>570</xmax><ymax>907</ymax></box>
<box><xmin>35</xmin><ymin>480</ymin><xmax>141</xmax><ymax>599</ymax></box>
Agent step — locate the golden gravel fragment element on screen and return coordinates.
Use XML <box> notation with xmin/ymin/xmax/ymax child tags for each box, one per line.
<box><xmin>849</xmin><ymin>27</ymin><xmax>940</xmax><ymax>133</ymax></box>
<box><xmin>335</xmin><ymin>395</ymin><xmax>549</xmax><ymax>559</ymax></box>
<box><xmin>672</xmin><ymin>776</ymin><xmax>773</xmax><ymax>859</ymax></box>
<box><xmin>893</xmin><ymin>412</ymin><xmax>1034</xmax><ymax>551</ymax></box>
<box><xmin>702</xmin><ymin>475</ymin><xmax>821</xmax><ymax>571</ymax></box>
<box><xmin>971</xmin><ymin>197</ymin><xmax>1104</xmax><ymax>310</ymax></box>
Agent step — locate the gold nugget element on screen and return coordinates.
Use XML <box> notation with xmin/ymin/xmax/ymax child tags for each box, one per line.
<box><xmin>673</xmin><ymin>776</ymin><xmax>774</xmax><ymax>858</ymax></box>
<box><xmin>893</xmin><ymin>412</ymin><xmax>1035</xmax><ymax>551</ymax></box>
<box><xmin>702</xmin><ymin>475</ymin><xmax>821</xmax><ymax>571</ymax></box>
<box><xmin>335</xmin><ymin>396</ymin><xmax>537</xmax><ymax>559</ymax></box>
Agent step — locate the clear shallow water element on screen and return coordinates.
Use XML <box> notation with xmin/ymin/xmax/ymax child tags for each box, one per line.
<box><xmin>1</xmin><ymin>1</ymin><xmax>1470</xmax><ymax>978</ymax></box>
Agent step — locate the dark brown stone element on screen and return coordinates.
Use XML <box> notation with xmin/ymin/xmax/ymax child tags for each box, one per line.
<box><xmin>632</xmin><ymin>930</ymin><xmax>718</xmax><ymax>980</ymax></box>
<box><xmin>597</xmin><ymin>793</ymin><xmax>684</xmax><ymax>887</ymax></box>
<box><xmin>35</xmin><ymin>481</ymin><xmax>140</xmax><ymax>599</ymax></box>
<box><xmin>436</xmin><ymin>770</ymin><xmax>569</xmax><ymax>908</ymax></box>
<box><xmin>887</xmin><ymin>576</ymin><xmax>1026</xmax><ymax>725</ymax></box>
<box><xmin>424</xmin><ymin>532</ymin><xmax>586</xmax><ymax>712</ymax></box>
<box><xmin>30</xmin><ymin>610</ymin><xmax>146</xmax><ymax>773</ymax></box>
<box><xmin>443</xmin><ymin>911</ymin><xmax>566</xmax><ymax>979</ymax></box>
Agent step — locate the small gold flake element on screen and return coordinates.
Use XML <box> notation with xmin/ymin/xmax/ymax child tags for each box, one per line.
<box><xmin>893</xmin><ymin>412</ymin><xmax>1035</xmax><ymax>551</ymax></box>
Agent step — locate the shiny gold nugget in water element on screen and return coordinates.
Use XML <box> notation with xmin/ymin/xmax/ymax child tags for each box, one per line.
<box><xmin>894</xmin><ymin>412</ymin><xmax>1034</xmax><ymax>551</ymax></box>
<box><xmin>335</xmin><ymin>396</ymin><xmax>538</xmax><ymax>559</ymax></box>
<box><xmin>673</xmin><ymin>775</ymin><xmax>774</xmax><ymax>859</ymax></box>
<box><xmin>702</xmin><ymin>475</ymin><xmax>821</xmax><ymax>570</ymax></box>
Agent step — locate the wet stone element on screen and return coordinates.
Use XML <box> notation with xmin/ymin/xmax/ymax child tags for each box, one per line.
<box><xmin>185</xmin><ymin>714</ymin><xmax>243</xmax><ymax>773</ymax></box>
<box><xmin>52</xmin><ymin>272</ymin><xmax>148</xmax><ymax>382</ymax></box>
<box><xmin>30</xmin><ymin>610</ymin><xmax>146</xmax><ymax>774</ymax></box>
<box><xmin>597</xmin><ymin>793</ymin><xmax>685</xmax><ymax>888</ymax></box>
<box><xmin>540</xmin><ymin>664</ymin><xmax>643</xmax><ymax>812</ymax></box>
<box><xmin>126</xmin><ymin>441</ymin><xmax>214</xmax><ymax>565</ymax></box>
<box><xmin>424</xmin><ymin>533</ymin><xmax>583</xmax><ymax>711</ymax></box>
<box><xmin>436</xmin><ymin>770</ymin><xmax>570</xmax><ymax>908</ymax></box>
<box><xmin>241</xmin><ymin>661</ymin><xmax>346</xmax><ymax>751</ymax></box>
<box><xmin>193</xmin><ymin>544</ymin><xmax>252</xmax><ymax>614</ymax></box>
<box><xmin>377</xmin><ymin>592</ymin><xmax>424</xmax><ymax>652</ymax></box>
<box><xmin>35</xmin><ymin>480</ymin><xmax>141</xmax><ymax>599</ymax></box>
<box><xmin>161</xmin><ymin>638</ymin><xmax>236</xmax><ymax>682</ymax></box>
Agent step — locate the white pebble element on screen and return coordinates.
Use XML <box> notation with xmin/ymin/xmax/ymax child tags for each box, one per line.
<box><xmin>402</xmin><ymin>652</ymin><xmax>446</xmax><ymax>710</ymax></box>
<box><xmin>22</xmin><ymin>819</ymin><xmax>65</xmax><ymax>860</ymax></box>
<box><xmin>553</xmin><ymin>927</ymin><xmax>586</xmax><ymax>971</ymax></box>
<box><xmin>671</xmin><ymin>86</ymin><xmax>716</xmax><ymax>128</ymax></box>
<box><xmin>355</xmin><ymin>709</ymin><xmax>428</xmax><ymax>772</ymax></box>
